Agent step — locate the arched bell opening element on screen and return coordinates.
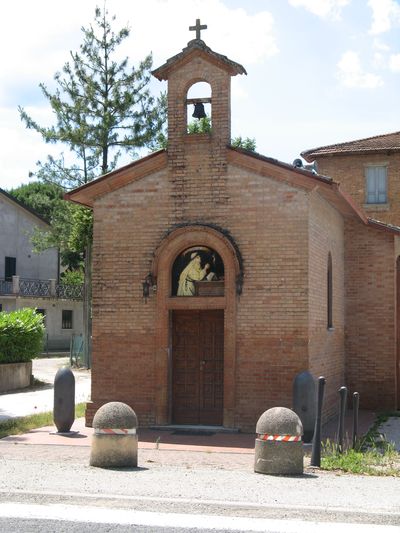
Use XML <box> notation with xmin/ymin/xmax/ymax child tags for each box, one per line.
<box><xmin>186</xmin><ymin>81</ymin><xmax>212</xmax><ymax>132</ymax></box>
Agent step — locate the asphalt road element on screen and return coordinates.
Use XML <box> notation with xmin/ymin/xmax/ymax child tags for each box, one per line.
<box><xmin>0</xmin><ymin>502</ymin><xmax>399</xmax><ymax>532</ymax></box>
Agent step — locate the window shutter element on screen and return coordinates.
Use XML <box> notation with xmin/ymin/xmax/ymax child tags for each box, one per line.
<box><xmin>5</xmin><ymin>257</ymin><xmax>16</xmax><ymax>282</ymax></box>
<box><xmin>366</xmin><ymin>166</ymin><xmax>387</xmax><ymax>204</ymax></box>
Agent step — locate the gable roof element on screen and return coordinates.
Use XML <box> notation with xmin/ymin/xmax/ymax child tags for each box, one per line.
<box><xmin>302</xmin><ymin>131</ymin><xmax>400</xmax><ymax>162</ymax></box>
<box><xmin>0</xmin><ymin>187</ymin><xmax>50</xmax><ymax>226</ymax></box>
<box><xmin>152</xmin><ymin>39</ymin><xmax>246</xmax><ymax>80</ymax></box>
<box><xmin>64</xmin><ymin>150</ymin><xmax>168</xmax><ymax>208</ymax></box>
<box><xmin>65</xmin><ymin>145</ymin><xmax>400</xmax><ymax>237</ymax></box>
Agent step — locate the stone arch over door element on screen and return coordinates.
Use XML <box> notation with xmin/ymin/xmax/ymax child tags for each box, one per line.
<box><xmin>152</xmin><ymin>225</ymin><xmax>241</xmax><ymax>427</ymax></box>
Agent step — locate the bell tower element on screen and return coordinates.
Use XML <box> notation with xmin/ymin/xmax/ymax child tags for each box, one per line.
<box><xmin>152</xmin><ymin>19</ymin><xmax>246</xmax><ymax>153</ymax></box>
<box><xmin>152</xmin><ymin>21</ymin><xmax>246</xmax><ymax>222</ymax></box>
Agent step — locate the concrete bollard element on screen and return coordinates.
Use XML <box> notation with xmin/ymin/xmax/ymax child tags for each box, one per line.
<box><xmin>293</xmin><ymin>370</ymin><xmax>316</xmax><ymax>443</ymax></box>
<box><xmin>53</xmin><ymin>367</ymin><xmax>75</xmax><ymax>433</ymax></box>
<box><xmin>254</xmin><ymin>407</ymin><xmax>304</xmax><ymax>475</ymax></box>
<box><xmin>90</xmin><ymin>402</ymin><xmax>138</xmax><ymax>468</ymax></box>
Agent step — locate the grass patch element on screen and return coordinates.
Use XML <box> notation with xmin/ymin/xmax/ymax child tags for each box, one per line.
<box><xmin>321</xmin><ymin>411</ymin><xmax>400</xmax><ymax>476</ymax></box>
<box><xmin>321</xmin><ymin>440</ymin><xmax>400</xmax><ymax>476</ymax></box>
<box><xmin>0</xmin><ymin>402</ymin><xmax>86</xmax><ymax>439</ymax></box>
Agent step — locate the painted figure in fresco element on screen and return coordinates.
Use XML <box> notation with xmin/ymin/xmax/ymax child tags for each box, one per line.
<box><xmin>177</xmin><ymin>252</ymin><xmax>210</xmax><ymax>296</ymax></box>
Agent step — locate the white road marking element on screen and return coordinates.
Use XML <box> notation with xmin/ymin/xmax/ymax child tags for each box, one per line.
<box><xmin>0</xmin><ymin>502</ymin><xmax>398</xmax><ymax>532</ymax></box>
<box><xmin>0</xmin><ymin>488</ymin><xmax>398</xmax><ymax>518</ymax></box>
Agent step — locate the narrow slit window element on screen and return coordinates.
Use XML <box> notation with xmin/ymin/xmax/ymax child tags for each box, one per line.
<box><xmin>327</xmin><ymin>253</ymin><xmax>333</xmax><ymax>329</ymax></box>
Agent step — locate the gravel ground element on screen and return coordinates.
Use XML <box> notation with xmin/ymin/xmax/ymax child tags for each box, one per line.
<box><xmin>0</xmin><ymin>441</ymin><xmax>399</xmax><ymax>526</ymax></box>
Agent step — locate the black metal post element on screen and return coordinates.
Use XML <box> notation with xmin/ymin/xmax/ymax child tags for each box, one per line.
<box><xmin>311</xmin><ymin>376</ymin><xmax>326</xmax><ymax>467</ymax></box>
<box><xmin>352</xmin><ymin>391</ymin><xmax>360</xmax><ymax>449</ymax></box>
<box><xmin>337</xmin><ymin>386</ymin><xmax>348</xmax><ymax>453</ymax></box>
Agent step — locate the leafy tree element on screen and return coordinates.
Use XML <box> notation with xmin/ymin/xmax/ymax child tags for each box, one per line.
<box><xmin>186</xmin><ymin>116</ymin><xmax>256</xmax><ymax>151</ymax></box>
<box><xmin>231</xmin><ymin>136</ymin><xmax>256</xmax><ymax>151</ymax></box>
<box><xmin>8</xmin><ymin>181</ymin><xmax>86</xmax><ymax>270</ymax></box>
<box><xmin>187</xmin><ymin>116</ymin><xmax>212</xmax><ymax>134</ymax></box>
<box><xmin>19</xmin><ymin>6</ymin><xmax>166</xmax><ymax>190</ymax></box>
<box><xmin>60</xmin><ymin>269</ymin><xmax>85</xmax><ymax>285</ymax></box>
<box><xmin>8</xmin><ymin>182</ymin><xmax>64</xmax><ymax>222</ymax></box>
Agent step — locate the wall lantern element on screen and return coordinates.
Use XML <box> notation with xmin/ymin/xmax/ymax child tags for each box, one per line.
<box><xmin>236</xmin><ymin>272</ymin><xmax>244</xmax><ymax>296</ymax></box>
<box><xmin>142</xmin><ymin>273</ymin><xmax>155</xmax><ymax>301</ymax></box>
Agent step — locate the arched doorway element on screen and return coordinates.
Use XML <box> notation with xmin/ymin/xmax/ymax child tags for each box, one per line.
<box><xmin>152</xmin><ymin>225</ymin><xmax>241</xmax><ymax>427</ymax></box>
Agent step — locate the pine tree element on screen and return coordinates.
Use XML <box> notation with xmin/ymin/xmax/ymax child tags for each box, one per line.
<box><xmin>19</xmin><ymin>6</ymin><xmax>166</xmax><ymax>190</ymax></box>
<box><xmin>18</xmin><ymin>6</ymin><xmax>166</xmax><ymax>268</ymax></box>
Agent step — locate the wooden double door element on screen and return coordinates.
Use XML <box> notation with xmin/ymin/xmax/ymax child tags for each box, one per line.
<box><xmin>172</xmin><ymin>310</ymin><xmax>224</xmax><ymax>425</ymax></box>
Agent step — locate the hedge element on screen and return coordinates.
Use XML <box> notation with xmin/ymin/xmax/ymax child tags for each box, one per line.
<box><xmin>0</xmin><ymin>308</ymin><xmax>45</xmax><ymax>364</ymax></box>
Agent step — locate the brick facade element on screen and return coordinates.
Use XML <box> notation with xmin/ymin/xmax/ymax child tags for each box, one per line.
<box><xmin>67</xmin><ymin>38</ymin><xmax>400</xmax><ymax>430</ymax></box>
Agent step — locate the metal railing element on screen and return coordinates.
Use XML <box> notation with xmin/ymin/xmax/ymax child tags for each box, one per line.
<box><xmin>56</xmin><ymin>283</ymin><xmax>84</xmax><ymax>300</ymax></box>
<box><xmin>19</xmin><ymin>278</ymin><xmax>51</xmax><ymax>297</ymax></box>
<box><xmin>0</xmin><ymin>277</ymin><xmax>83</xmax><ymax>300</ymax></box>
<box><xmin>0</xmin><ymin>279</ymin><xmax>12</xmax><ymax>294</ymax></box>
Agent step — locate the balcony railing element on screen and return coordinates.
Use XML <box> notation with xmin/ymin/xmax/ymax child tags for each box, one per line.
<box><xmin>0</xmin><ymin>276</ymin><xmax>83</xmax><ymax>300</ymax></box>
<box><xmin>56</xmin><ymin>283</ymin><xmax>83</xmax><ymax>299</ymax></box>
<box><xmin>0</xmin><ymin>279</ymin><xmax>12</xmax><ymax>294</ymax></box>
<box><xmin>19</xmin><ymin>278</ymin><xmax>51</xmax><ymax>297</ymax></box>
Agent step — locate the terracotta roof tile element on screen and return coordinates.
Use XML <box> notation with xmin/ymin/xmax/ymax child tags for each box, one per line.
<box><xmin>301</xmin><ymin>131</ymin><xmax>400</xmax><ymax>161</ymax></box>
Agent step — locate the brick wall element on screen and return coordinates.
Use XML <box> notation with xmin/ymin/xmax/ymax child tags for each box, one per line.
<box><xmin>85</xmin><ymin>52</ymin><xmax>399</xmax><ymax>428</ymax></box>
<box><xmin>226</xmin><ymin>165</ymin><xmax>310</xmax><ymax>429</ymax></box>
<box><xmin>344</xmin><ymin>218</ymin><xmax>397</xmax><ymax>410</ymax></box>
<box><xmin>308</xmin><ymin>193</ymin><xmax>345</xmax><ymax>421</ymax></box>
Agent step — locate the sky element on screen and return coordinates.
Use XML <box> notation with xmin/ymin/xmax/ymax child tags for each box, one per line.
<box><xmin>1</xmin><ymin>0</ymin><xmax>399</xmax><ymax>190</ymax></box>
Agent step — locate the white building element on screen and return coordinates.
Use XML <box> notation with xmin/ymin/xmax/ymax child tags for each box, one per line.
<box><xmin>0</xmin><ymin>188</ymin><xmax>83</xmax><ymax>351</ymax></box>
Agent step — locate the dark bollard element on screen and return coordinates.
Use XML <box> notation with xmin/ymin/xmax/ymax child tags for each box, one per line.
<box><xmin>293</xmin><ymin>371</ymin><xmax>316</xmax><ymax>443</ymax></box>
<box><xmin>53</xmin><ymin>367</ymin><xmax>75</xmax><ymax>433</ymax></box>
<box><xmin>337</xmin><ymin>386</ymin><xmax>348</xmax><ymax>453</ymax></box>
<box><xmin>352</xmin><ymin>392</ymin><xmax>360</xmax><ymax>449</ymax></box>
<box><xmin>311</xmin><ymin>376</ymin><xmax>326</xmax><ymax>467</ymax></box>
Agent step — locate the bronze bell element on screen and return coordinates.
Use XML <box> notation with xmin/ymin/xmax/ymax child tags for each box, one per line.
<box><xmin>192</xmin><ymin>102</ymin><xmax>206</xmax><ymax>119</ymax></box>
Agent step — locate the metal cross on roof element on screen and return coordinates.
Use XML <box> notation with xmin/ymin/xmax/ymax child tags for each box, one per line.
<box><xmin>189</xmin><ymin>19</ymin><xmax>207</xmax><ymax>40</ymax></box>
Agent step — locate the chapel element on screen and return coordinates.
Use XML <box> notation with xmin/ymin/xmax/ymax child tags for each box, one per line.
<box><xmin>67</xmin><ymin>22</ymin><xmax>400</xmax><ymax>430</ymax></box>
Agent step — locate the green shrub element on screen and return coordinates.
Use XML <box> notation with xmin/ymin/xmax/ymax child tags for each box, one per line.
<box><xmin>0</xmin><ymin>308</ymin><xmax>45</xmax><ymax>364</ymax></box>
<box><xmin>60</xmin><ymin>269</ymin><xmax>84</xmax><ymax>285</ymax></box>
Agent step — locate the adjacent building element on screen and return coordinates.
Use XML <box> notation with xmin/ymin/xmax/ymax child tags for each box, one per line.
<box><xmin>0</xmin><ymin>188</ymin><xmax>83</xmax><ymax>351</ymax></box>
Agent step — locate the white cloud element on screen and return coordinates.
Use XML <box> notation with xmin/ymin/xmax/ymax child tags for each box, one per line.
<box><xmin>389</xmin><ymin>53</ymin><xmax>400</xmax><ymax>72</ymax></box>
<box><xmin>288</xmin><ymin>0</ymin><xmax>350</xmax><ymax>20</ymax></box>
<box><xmin>368</xmin><ymin>0</ymin><xmax>400</xmax><ymax>34</ymax></box>
<box><xmin>373</xmin><ymin>52</ymin><xmax>387</xmax><ymax>69</ymax></box>
<box><xmin>125</xmin><ymin>0</ymin><xmax>279</xmax><ymax>66</ymax></box>
<box><xmin>372</xmin><ymin>38</ymin><xmax>391</xmax><ymax>51</ymax></box>
<box><xmin>337</xmin><ymin>51</ymin><xmax>384</xmax><ymax>88</ymax></box>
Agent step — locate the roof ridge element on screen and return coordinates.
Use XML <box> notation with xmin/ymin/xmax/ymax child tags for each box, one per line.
<box><xmin>301</xmin><ymin>130</ymin><xmax>400</xmax><ymax>160</ymax></box>
<box><xmin>152</xmin><ymin>39</ymin><xmax>246</xmax><ymax>80</ymax></box>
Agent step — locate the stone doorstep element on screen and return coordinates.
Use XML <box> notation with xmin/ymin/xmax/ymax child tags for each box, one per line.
<box><xmin>149</xmin><ymin>425</ymin><xmax>240</xmax><ymax>434</ymax></box>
